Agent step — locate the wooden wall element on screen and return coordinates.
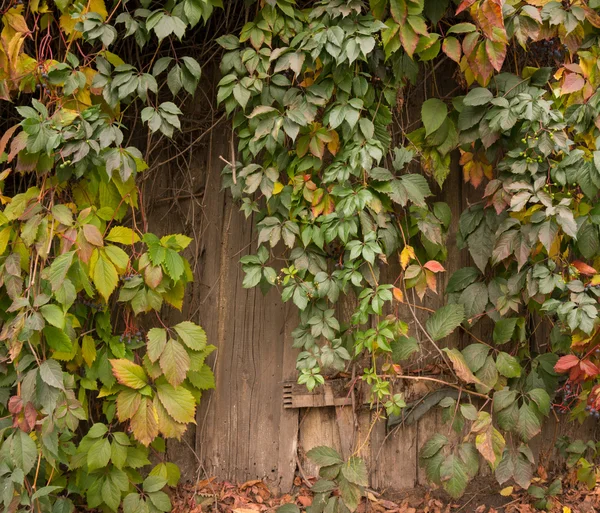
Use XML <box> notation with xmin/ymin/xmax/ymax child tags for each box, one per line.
<box><xmin>143</xmin><ymin>76</ymin><xmax>598</xmax><ymax>494</ymax></box>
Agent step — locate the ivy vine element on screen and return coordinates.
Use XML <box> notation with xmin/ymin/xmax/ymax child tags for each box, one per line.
<box><xmin>218</xmin><ymin>0</ymin><xmax>600</xmax><ymax>501</ymax></box>
<box><xmin>0</xmin><ymin>0</ymin><xmax>222</xmax><ymax>512</ymax></box>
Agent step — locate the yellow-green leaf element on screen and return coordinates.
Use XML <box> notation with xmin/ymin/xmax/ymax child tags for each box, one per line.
<box><xmin>93</xmin><ymin>251</ymin><xmax>118</xmax><ymax>301</ymax></box>
<box><xmin>116</xmin><ymin>389</ymin><xmax>142</xmax><ymax>422</ymax></box>
<box><xmin>156</xmin><ymin>382</ymin><xmax>196</xmax><ymax>424</ymax></box>
<box><xmin>173</xmin><ymin>321</ymin><xmax>207</xmax><ymax>351</ymax></box>
<box><xmin>159</xmin><ymin>339</ymin><xmax>190</xmax><ymax>387</ymax></box>
<box><xmin>106</xmin><ymin>226</ymin><xmax>140</xmax><ymax>245</ymax></box>
<box><xmin>82</xmin><ymin>335</ymin><xmax>97</xmax><ymax>367</ymax></box>
<box><xmin>130</xmin><ymin>396</ymin><xmax>159</xmax><ymax>446</ymax></box>
<box><xmin>110</xmin><ymin>359</ymin><xmax>148</xmax><ymax>389</ymax></box>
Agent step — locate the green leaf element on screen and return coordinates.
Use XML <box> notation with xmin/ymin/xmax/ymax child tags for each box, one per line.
<box><xmin>440</xmin><ymin>454</ymin><xmax>469</xmax><ymax>498</ymax></box>
<box><xmin>463</xmin><ymin>88</ymin><xmax>493</xmax><ymax>106</ymax></box>
<box><xmin>88</xmin><ymin>438</ymin><xmax>111</xmax><ymax>472</ymax></box>
<box><xmin>111</xmin><ymin>439</ymin><xmax>128</xmax><ymax>469</ymax></box>
<box><xmin>420</xmin><ymin>433</ymin><xmax>448</xmax><ymax>458</ymax></box>
<box><xmin>143</xmin><ymin>475</ymin><xmax>167</xmax><ymax>493</ymax></box>
<box><xmin>443</xmin><ymin>348</ymin><xmax>485</xmax><ymax>386</ymax></box>
<box><xmin>11</xmin><ymin>430</ymin><xmax>38</xmax><ymax>474</ymax></box>
<box><xmin>341</xmin><ymin>456</ymin><xmax>368</xmax><ymax>486</ymax></box>
<box><xmin>164</xmin><ymin>249</ymin><xmax>184</xmax><ymax>280</ymax></box>
<box><xmin>156</xmin><ymin>382</ymin><xmax>196</xmax><ymax>423</ymax></box>
<box><xmin>40</xmin><ymin>304</ymin><xmax>65</xmax><ymax>329</ymax></box>
<box><xmin>174</xmin><ymin>321</ymin><xmax>207</xmax><ymax>351</ymax></box>
<box><xmin>150</xmin><ymin>462</ymin><xmax>181</xmax><ymax>487</ymax></box>
<box><xmin>148</xmin><ymin>491</ymin><xmax>171</xmax><ymax>512</ymax></box>
<box><xmin>391</xmin><ymin>336</ymin><xmax>419</xmax><ymax>362</ymax></box>
<box><xmin>528</xmin><ymin>389</ymin><xmax>550</xmax><ymax>416</ymax></box>
<box><xmin>338</xmin><ymin>475</ymin><xmax>361</xmax><ymax>512</ymax></box>
<box><xmin>517</xmin><ymin>403</ymin><xmax>541</xmax><ymax>442</ymax></box>
<box><xmin>493</xmin><ymin>318</ymin><xmax>518</xmax><ymax>345</ymax></box>
<box><xmin>306</xmin><ymin>446</ymin><xmax>343</xmax><ymax>467</ymax></box>
<box><xmin>446</xmin><ymin>267</ymin><xmax>480</xmax><ymax>293</ymax></box>
<box><xmin>187</xmin><ymin>364</ymin><xmax>215</xmax><ymax>390</ymax></box>
<box><xmin>278</xmin><ymin>505</ymin><xmax>301</xmax><ymax>513</ymax></box>
<box><xmin>421</xmin><ymin>98</ymin><xmax>447</xmax><ymax>136</ymax></box>
<box><xmin>461</xmin><ymin>344</ymin><xmax>489</xmax><ymax>373</ymax></box>
<box><xmin>496</xmin><ymin>352</ymin><xmax>522</xmax><ymax>378</ymax></box>
<box><xmin>101</xmin><ymin>473</ymin><xmax>122</xmax><ymax>511</ymax></box>
<box><xmin>426</xmin><ymin>304</ymin><xmax>465</xmax><ymax>341</ymax></box>
<box><xmin>48</xmin><ymin>251</ymin><xmax>75</xmax><ymax>291</ymax></box>
<box><xmin>159</xmin><ymin>339</ymin><xmax>190</xmax><ymax>387</ymax></box>
<box><xmin>43</xmin><ymin>326</ymin><xmax>73</xmax><ymax>353</ymax></box>
<box><xmin>39</xmin><ymin>359</ymin><xmax>64</xmax><ymax>390</ymax></box>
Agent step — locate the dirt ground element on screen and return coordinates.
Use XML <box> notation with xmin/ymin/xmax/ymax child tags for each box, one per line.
<box><xmin>169</xmin><ymin>475</ymin><xmax>600</xmax><ymax>513</ymax></box>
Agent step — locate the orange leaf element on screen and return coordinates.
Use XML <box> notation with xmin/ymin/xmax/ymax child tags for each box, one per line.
<box><xmin>392</xmin><ymin>287</ymin><xmax>404</xmax><ymax>303</ymax></box>
<box><xmin>460</xmin><ymin>150</ymin><xmax>493</xmax><ymax>188</ymax></box>
<box><xmin>0</xmin><ymin>124</ymin><xmax>19</xmax><ymax>157</ymax></box>
<box><xmin>573</xmin><ymin>261</ymin><xmax>597</xmax><ymax>275</ymax></box>
<box><xmin>425</xmin><ymin>270</ymin><xmax>437</xmax><ymax>293</ymax></box>
<box><xmin>423</xmin><ymin>260</ymin><xmax>445</xmax><ymax>273</ymax></box>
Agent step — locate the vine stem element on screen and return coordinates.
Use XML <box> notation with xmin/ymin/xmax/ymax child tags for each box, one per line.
<box><xmin>384</xmin><ymin>374</ymin><xmax>490</xmax><ymax>400</ymax></box>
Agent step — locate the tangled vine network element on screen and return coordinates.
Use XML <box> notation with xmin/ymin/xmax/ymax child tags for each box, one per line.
<box><xmin>1</xmin><ymin>0</ymin><xmax>600</xmax><ymax>511</ymax></box>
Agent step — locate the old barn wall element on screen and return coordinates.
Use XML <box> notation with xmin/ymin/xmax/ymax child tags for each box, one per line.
<box><xmin>143</xmin><ymin>72</ymin><xmax>598</xmax><ymax>494</ymax></box>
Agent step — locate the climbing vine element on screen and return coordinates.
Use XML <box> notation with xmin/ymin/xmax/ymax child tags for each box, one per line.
<box><xmin>0</xmin><ymin>0</ymin><xmax>221</xmax><ymax>512</ymax></box>
<box><xmin>219</xmin><ymin>0</ymin><xmax>600</xmax><ymax>501</ymax></box>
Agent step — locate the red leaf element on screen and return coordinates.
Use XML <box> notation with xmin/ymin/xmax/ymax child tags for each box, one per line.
<box><xmin>580</xmin><ymin>360</ymin><xmax>600</xmax><ymax>379</ymax></box>
<box><xmin>423</xmin><ymin>260</ymin><xmax>446</xmax><ymax>273</ymax></box>
<box><xmin>554</xmin><ymin>355</ymin><xmax>580</xmax><ymax>374</ymax></box>
<box><xmin>456</xmin><ymin>0</ymin><xmax>478</xmax><ymax>15</ymax></box>
<box><xmin>573</xmin><ymin>260</ymin><xmax>597</xmax><ymax>275</ymax></box>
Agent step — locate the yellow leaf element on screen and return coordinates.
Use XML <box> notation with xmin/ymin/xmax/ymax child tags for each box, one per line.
<box><xmin>0</xmin><ymin>226</ymin><xmax>12</xmax><ymax>255</ymax></box>
<box><xmin>272</xmin><ymin>182</ymin><xmax>284</xmax><ymax>195</ymax></box>
<box><xmin>400</xmin><ymin>245</ymin><xmax>415</xmax><ymax>270</ymax></box>
<box><xmin>60</xmin><ymin>0</ymin><xmax>107</xmax><ymax>36</ymax></box>
<box><xmin>563</xmin><ymin>507</ymin><xmax>572</xmax><ymax>513</ymax></box>
<box><xmin>500</xmin><ymin>486</ymin><xmax>513</xmax><ymax>496</ymax></box>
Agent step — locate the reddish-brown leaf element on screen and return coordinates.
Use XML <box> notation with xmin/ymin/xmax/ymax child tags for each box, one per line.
<box><xmin>456</xmin><ymin>0</ymin><xmax>478</xmax><ymax>15</ymax></box>
<box><xmin>399</xmin><ymin>24</ymin><xmax>419</xmax><ymax>58</ymax></box>
<box><xmin>442</xmin><ymin>36</ymin><xmax>462</xmax><ymax>63</ymax></box>
<box><xmin>561</xmin><ymin>73</ymin><xmax>585</xmax><ymax>95</ymax></box>
<box><xmin>8</xmin><ymin>395</ymin><xmax>22</xmax><ymax>414</ymax></box>
<box><xmin>475</xmin><ymin>0</ymin><xmax>506</xmax><ymax>42</ymax></box>
<box><xmin>24</xmin><ymin>402</ymin><xmax>37</xmax><ymax>431</ymax></box>
<box><xmin>485</xmin><ymin>40</ymin><xmax>507</xmax><ymax>72</ymax></box>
